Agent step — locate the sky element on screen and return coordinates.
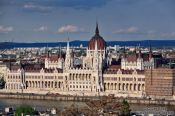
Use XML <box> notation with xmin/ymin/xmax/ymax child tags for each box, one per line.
<box><xmin>0</xmin><ymin>0</ymin><xmax>175</xmax><ymax>42</ymax></box>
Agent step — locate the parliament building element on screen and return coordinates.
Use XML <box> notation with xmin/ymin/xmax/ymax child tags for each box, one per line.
<box><xmin>4</xmin><ymin>24</ymin><xmax>163</xmax><ymax>98</ymax></box>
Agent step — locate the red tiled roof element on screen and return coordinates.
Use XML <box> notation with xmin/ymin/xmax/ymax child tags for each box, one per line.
<box><xmin>24</xmin><ymin>67</ymin><xmax>41</xmax><ymax>72</ymax></box>
<box><xmin>88</xmin><ymin>25</ymin><xmax>106</xmax><ymax>50</ymax></box>
<box><xmin>104</xmin><ymin>65</ymin><xmax>144</xmax><ymax>74</ymax></box>
<box><xmin>10</xmin><ymin>65</ymin><xmax>21</xmax><ymax>71</ymax></box>
<box><xmin>49</xmin><ymin>54</ymin><xmax>60</xmax><ymax>62</ymax></box>
<box><xmin>41</xmin><ymin>53</ymin><xmax>65</xmax><ymax>61</ymax></box>
<box><xmin>0</xmin><ymin>58</ymin><xmax>16</xmax><ymax>62</ymax></box>
<box><xmin>44</xmin><ymin>68</ymin><xmax>63</xmax><ymax>73</ymax></box>
<box><xmin>126</xmin><ymin>54</ymin><xmax>137</xmax><ymax>62</ymax></box>
<box><xmin>124</xmin><ymin>53</ymin><xmax>155</xmax><ymax>62</ymax></box>
<box><xmin>88</xmin><ymin>36</ymin><xmax>106</xmax><ymax>50</ymax></box>
<box><xmin>9</xmin><ymin>63</ymin><xmax>63</xmax><ymax>73</ymax></box>
<box><xmin>142</xmin><ymin>54</ymin><xmax>149</xmax><ymax>61</ymax></box>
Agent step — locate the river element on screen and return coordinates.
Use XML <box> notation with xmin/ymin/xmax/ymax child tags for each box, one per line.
<box><xmin>0</xmin><ymin>98</ymin><xmax>175</xmax><ymax>112</ymax></box>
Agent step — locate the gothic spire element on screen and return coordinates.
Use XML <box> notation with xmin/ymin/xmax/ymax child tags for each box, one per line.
<box><xmin>123</xmin><ymin>46</ymin><xmax>126</xmax><ymax>58</ymax></box>
<box><xmin>148</xmin><ymin>40</ymin><xmax>153</xmax><ymax>59</ymax></box>
<box><xmin>149</xmin><ymin>44</ymin><xmax>152</xmax><ymax>53</ymax></box>
<box><xmin>149</xmin><ymin>44</ymin><xmax>153</xmax><ymax>59</ymax></box>
<box><xmin>138</xmin><ymin>44</ymin><xmax>142</xmax><ymax>58</ymax></box>
<box><xmin>148</xmin><ymin>40</ymin><xmax>152</xmax><ymax>53</ymax></box>
<box><xmin>66</xmin><ymin>37</ymin><xmax>70</xmax><ymax>52</ymax></box>
<box><xmin>95</xmin><ymin>22</ymin><xmax>99</xmax><ymax>35</ymax></box>
<box><xmin>134</xmin><ymin>45</ymin><xmax>137</xmax><ymax>54</ymax></box>
<box><xmin>59</xmin><ymin>45</ymin><xmax>62</xmax><ymax>58</ymax></box>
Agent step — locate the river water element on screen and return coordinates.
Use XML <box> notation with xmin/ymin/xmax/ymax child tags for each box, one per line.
<box><xmin>0</xmin><ymin>98</ymin><xmax>86</xmax><ymax>111</ymax></box>
<box><xmin>0</xmin><ymin>98</ymin><xmax>175</xmax><ymax>112</ymax></box>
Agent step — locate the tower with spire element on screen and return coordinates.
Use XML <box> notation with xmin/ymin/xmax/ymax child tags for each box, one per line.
<box><xmin>137</xmin><ymin>45</ymin><xmax>144</xmax><ymax>70</ymax></box>
<box><xmin>93</xmin><ymin>40</ymin><xmax>99</xmax><ymax>70</ymax></box>
<box><xmin>88</xmin><ymin>22</ymin><xmax>106</xmax><ymax>50</ymax></box>
<box><xmin>95</xmin><ymin>22</ymin><xmax>99</xmax><ymax>35</ymax></box>
<box><xmin>65</xmin><ymin>38</ymin><xmax>71</xmax><ymax>70</ymax></box>
<box><xmin>121</xmin><ymin>44</ymin><xmax>155</xmax><ymax>70</ymax></box>
<box><xmin>148</xmin><ymin>44</ymin><xmax>154</xmax><ymax>69</ymax></box>
<box><xmin>149</xmin><ymin>44</ymin><xmax>153</xmax><ymax>59</ymax></box>
<box><xmin>57</xmin><ymin>46</ymin><xmax>64</xmax><ymax>69</ymax></box>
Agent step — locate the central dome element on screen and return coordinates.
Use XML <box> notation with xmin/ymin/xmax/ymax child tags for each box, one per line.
<box><xmin>88</xmin><ymin>23</ymin><xmax>106</xmax><ymax>50</ymax></box>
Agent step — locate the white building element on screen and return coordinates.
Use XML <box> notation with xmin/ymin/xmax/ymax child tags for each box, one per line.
<box><xmin>44</xmin><ymin>48</ymin><xmax>64</xmax><ymax>69</ymax></box>
<box><xmin>4</xmin><ymin>24</ymin><xmax>145</xmax><ymax>97</ymax></box>
<box><xmin>121</xmin><ymin>47</ymin><xmax>155</xmax><ymax>70</ymax></box>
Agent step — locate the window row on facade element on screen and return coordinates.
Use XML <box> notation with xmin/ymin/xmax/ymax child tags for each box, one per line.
<box><xmin>104</xmin><ymin>76</ymin><xmax>145</xmax><ymax>82</ymax></box>
<box><xmin>8</xmin><ymin>75</ymin><xmax>63</xmax><ymax>80</ymax></box>
<box><xmin>104</xmin><ymin>83</ymin><xmax>145</xmax><ymax>92</ymax></box>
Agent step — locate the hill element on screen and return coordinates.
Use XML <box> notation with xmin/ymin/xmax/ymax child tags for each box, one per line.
<box><xmin>0</xmin><ymin>40</ymin><xmax>174</xmax><ymax>49</ymax></box>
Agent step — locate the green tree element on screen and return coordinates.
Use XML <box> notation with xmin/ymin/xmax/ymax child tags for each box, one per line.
<box><xmin>15</xmin><ymin>105</ymin><xmax>35</xmax><ymax>116</ymax></box>
<box><xmin>0</xmin><ymin>78</ymin><xmax>5</xmax><ymax>89</ymax></box>
<box><xmin>120</xmin><ymin>99</ymin><xmax>131</xmax><ymax>116</ymax></box>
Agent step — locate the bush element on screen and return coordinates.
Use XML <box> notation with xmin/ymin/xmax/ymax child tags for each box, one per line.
<box><xmin>0</xmin><ymin>78</ymin><xmax>5</xmax><ymax>89</ymax></box>
<box><xmin>15</xmin><ymin>105</ymin><xmax>35</xmax><ymax>116</ymax></box>
<box><xmin>121</xmin><ymin>99</ymin><xmax>131</xmax><ymax>116</ymax></box>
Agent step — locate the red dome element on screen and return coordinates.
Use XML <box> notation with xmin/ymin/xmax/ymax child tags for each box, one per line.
<box><xmin>88</xmin><ymin>24</ymin><xmax>106</xmax><ymax>50</ymax></box>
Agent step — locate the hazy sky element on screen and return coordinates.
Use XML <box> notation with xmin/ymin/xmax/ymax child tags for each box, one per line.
<box><xmin>0</xmin><ymin>0</ymin><xmax>175</xmax><ymax>42</ymax></box>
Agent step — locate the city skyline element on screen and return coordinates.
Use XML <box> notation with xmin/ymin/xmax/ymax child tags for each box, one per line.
<box><xmin>0</xmin><ymin>0</ymin><xmax>175</xmax><ymax>42</ymax></box>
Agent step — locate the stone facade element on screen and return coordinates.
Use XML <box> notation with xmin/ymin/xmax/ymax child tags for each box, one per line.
<box><xmin>3</xmin><ymin>24</ymin><xmax>146</xmax><ymax>97</ymax></box>
<box><xmin>6</xmin><ymin>68</ymin><xmax>64</xmax><ymax>94</ymax></box>
<box><xmin>145</xmin><ymin>68</ymin><xmax>175</xmax><ymax>99</ymax></box>
<box><xmin>5</xmin><ymin>67</ymin><xmax>145</xmax><ymax>97</ymax></box>
<box><xmin>0</xmin><ymin>64</ymin><xmax>8</xmax><ymax>80</ymax></box>
<box><xmin>103</xmin><ymin>67</ymin><xmax>145</xmax><ymax>97</ymax></box>
<box><xmin>121</xmin><ymin>47</ymin><xmax>155</xmax><ymax>70</ymax></box>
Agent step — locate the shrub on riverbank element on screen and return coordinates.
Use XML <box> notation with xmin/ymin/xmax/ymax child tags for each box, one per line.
<box><xmin>0</xmin><ymin>78</ymin><xmax>5</xmax><ymax>89</ymax></box>
<box><xmin>15</xmin><ymin>105</ymin><xmax>35</xmax><ymax>116</ymax></box>
<box><xmin>121</xmin><ymin>99</ymin><xmax>131</xmax><ymax>116</ymax></box>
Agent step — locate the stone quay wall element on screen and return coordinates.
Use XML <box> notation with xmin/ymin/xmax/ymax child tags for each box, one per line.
<box><xmin>0</xmin><ymin>92</ymin><xmax>175</xmax><ymax>106</ymax></box>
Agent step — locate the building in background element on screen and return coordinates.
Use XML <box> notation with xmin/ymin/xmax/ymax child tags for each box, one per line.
<box><xmin>145</xmin><ymin>68</ymin><xmax>175</xmax><ymax>99</ymax></box>
<box><xmin>2</xmin><ymin>24</ymin><xmax>171</xmax><ymax>99</ymax></box>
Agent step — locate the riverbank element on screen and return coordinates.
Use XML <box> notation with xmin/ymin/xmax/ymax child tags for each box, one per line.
<box><xmin>0</xmin><ymin>92</ymin><xmax>175</xmax><ymax>106</ymax></box>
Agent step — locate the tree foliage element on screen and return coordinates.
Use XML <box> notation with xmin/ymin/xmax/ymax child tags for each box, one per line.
<box><xmin>15</xmin><ymin>105</ymin><xmax>35</xmax><ymax>116</ymax></box>
<box><xmin>121</xmin><ymin>99</ymin><xmax>131</xmax><ymax>116</ymax></box>
<box><xmin>0</xmin><ymin>78</ymin><xmax>5</xmax><ymax>89</ymax></box>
